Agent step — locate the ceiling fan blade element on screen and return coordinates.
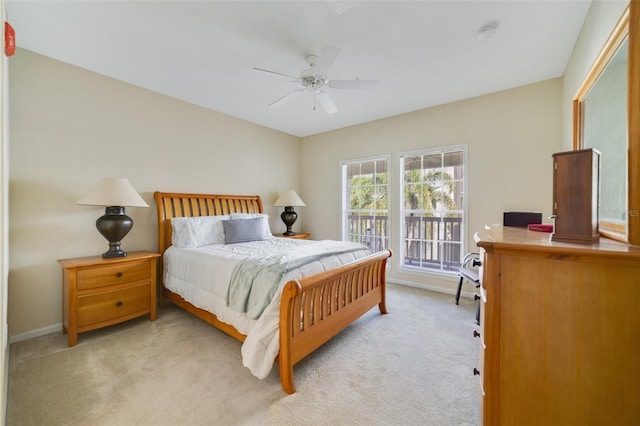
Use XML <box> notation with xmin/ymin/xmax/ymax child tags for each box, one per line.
<box><xmin>313</xmin><ymin>45</ymin><xmax>341</xmax><ymax>76</ymax></box>
<box><xmin>253</xmin><ymin>67</ymin><xmax>300</xmax><ymax>81</ymax></box>
<box><xmin>268</xmin><ymin>89</ymin><xmax>304</xmax><ymax>108</ymax></box>
<box><xmin>329</xmin><ymin>79</ymin><xmax>381</xmax><ymax>90</ymax></box>
<box><xmin>315</xmin><ymin>92</ymin><xmax>338</xmax><ymax>114</ymax></box>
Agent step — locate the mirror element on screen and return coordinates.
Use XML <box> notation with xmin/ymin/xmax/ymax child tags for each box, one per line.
<box><xmin>574</xmin><ymin>3</ymin><xmax>639</xmax><ymax>245</ymax></box>
<box><xmin>584</xmin><ymin>37</ymin><xmax>628</xmax><ymax>236</ymax></box>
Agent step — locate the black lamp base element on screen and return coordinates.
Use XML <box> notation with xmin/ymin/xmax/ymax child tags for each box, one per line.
<box><xmin>96</xmin><ymin>206</ymin><xmax>133</xmax><ymax>258</ymax></box>
<box><xmin>103</xmin><ymin>245</ymin><xmax>127</xmax><ymax>258</ymax></box>
<box><xmin>281</xmin><ymin>206</ymin><xmax>297</xmax><ymax>236</ymax></box>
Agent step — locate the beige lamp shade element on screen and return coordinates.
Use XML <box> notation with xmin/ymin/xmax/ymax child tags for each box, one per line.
<box><xmin>273</xmin><ymin>190</ymin><xmax>306</xmax><ymax>207</ymax></box>
<box><xmin>76</xmin><ymin>177</ymin><xmax>149</xmax><ymax>207</ymax></box>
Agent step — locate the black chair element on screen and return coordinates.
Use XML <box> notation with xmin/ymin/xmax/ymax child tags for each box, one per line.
<box><xmin>455</xmin><ymin>252</ymin><xmax>481</xmax><ymax>324</ymax></box>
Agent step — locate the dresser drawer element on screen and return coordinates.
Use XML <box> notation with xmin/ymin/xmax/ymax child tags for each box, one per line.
<box><xmin>477</xmin><ymin>330</ymin><xmax>486</xmax><ymax>396</ymax></box>
<box><xmin>77</xmin><ymin>260</ymin><xmax>150</xmax><ymax>290</ymax></box>
<box><xmin>77</xmin><ymin>283</ymin><xmax>150</xmax><ymax>326</ymax></box>
<box><xmin>478</xmin><ymin>248</ymin><xmax>485</xmax><ymax>285</ymax></box>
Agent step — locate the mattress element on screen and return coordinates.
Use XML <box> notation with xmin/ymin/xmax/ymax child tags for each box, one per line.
<box><xmin>163</xmin><ymin>236</ymin><xmax>371</xmax><ymax>378</ymax></box>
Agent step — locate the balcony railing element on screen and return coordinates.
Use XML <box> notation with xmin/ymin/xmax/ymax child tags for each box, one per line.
<box><xmin>348</xmin><ymin>214</ymin><xmax>463</xmax><ymax>272</ymax></box>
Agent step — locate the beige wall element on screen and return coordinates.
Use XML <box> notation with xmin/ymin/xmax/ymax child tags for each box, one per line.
<box><xmin>8</xmin><ymin>49</ymin><xmax>301</xmax><ymax>337</ymax></box>
<box><xmin>301</xmin><ymin>79</ymin><xmax>563</xmax><ymax>291</ymax></box>
<box><xmin>7</xmin><ymin>0</ymin><xmax>628</xmax><ymax>339</ymax></box>
<box><xmin>8</xmin><ymin>53</ymin><xmax>565</xmax><ymax>336</ymax></box>
<box><xmin>1</xmin><ymin>0</ymin><xmax>9</xmax><ymax>419</ymax></box>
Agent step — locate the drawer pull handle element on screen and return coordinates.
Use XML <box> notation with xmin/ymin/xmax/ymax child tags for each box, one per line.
<box><xmin>473</xmin><ymin>368</ymin><xmax>480</xmax><ymax>376</ymax></box>
<box><xmin>115</xmin><ymin>301</ymin><xmax>123</xmax><ymax>307</ymax></box>
<box><xmin>473</xmin><ymin>330</ymin><xmax>480</xmax><ymax>338</ymax></box>
<box><xmin>474</xmin><ymin>293</ymin><xmax>480</xmax><ymax>301</ymax></box>
<box><xmin>116</xmin><ymin>272</ymin><xmax>123</xmax><ymax>278</ymax></box>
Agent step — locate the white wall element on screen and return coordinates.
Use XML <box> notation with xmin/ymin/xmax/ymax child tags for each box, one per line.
<box><xmin>301</xmin><ymin>79</ymin><xmax>563</xmax><ymax>292</ymax></box>
<box><xmin>8</xmin><ymin>49</ymin><xmax>301</xmax><ymax>338</ymax></box>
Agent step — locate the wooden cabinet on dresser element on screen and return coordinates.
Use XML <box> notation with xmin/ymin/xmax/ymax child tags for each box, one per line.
<box><xmin>58</xmin><ymin>251</ymin><xmax>160</xmax><ymax>346</ymax></box>
<box><xmin>474</xmin><ymin>226</ymin><xmax>640</xmax><ymax>425</ymax></box>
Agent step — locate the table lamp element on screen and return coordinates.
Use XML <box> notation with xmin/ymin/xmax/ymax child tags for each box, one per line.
<box><xmin>273</xmin><ymin>190</ymin><xmax>306</xmax><ymax>236</ymax></box>
<box><xmin>76</xmin><ymin>177</ymin><xmax>149</xmax><ymax>258</ymax></box>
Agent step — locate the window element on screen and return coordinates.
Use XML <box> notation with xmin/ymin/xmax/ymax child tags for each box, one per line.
<box><xmin>341</xmin><ymin>157</ymin><xmax>390</xmax><ymax>252</ymax></box>
<box><xmin>399</xmin><ymin>146</ymin><xmax>466</xmax><ymax>273</ymax></box>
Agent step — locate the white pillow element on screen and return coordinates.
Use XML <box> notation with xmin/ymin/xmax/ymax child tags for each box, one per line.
<box><xmin>171</xmin><ymin>215</ymin><xmax>230</xmax><ymax>248</ymax></box>
<box><xmin>229</xmin><ymin>213</ymin><xmax>272</xmax><ymax>236</ymax></box>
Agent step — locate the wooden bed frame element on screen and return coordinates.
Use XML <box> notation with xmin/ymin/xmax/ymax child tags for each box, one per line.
<box><xmin>153</xmin><ymin>191</ymin><xmax>392</xmax><ymax>394</ymax></box>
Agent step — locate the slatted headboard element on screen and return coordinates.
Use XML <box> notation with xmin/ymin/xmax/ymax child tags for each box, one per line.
<box><xmin>153</xmin><ymin>192</ymin><xmax>264</xmax><ymax>256</ymax></box>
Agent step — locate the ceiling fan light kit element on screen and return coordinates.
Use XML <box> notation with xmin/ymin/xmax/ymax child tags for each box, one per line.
<box><xmin>254</xmin><ymin>45</ymin><xmax>380</xmax><ymax>114</ymax></box>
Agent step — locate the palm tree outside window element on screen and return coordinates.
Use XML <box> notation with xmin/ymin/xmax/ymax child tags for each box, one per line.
<box><xmin>400</xmin><ymin>146</ymin><xmax>467</xmax><ymax>273</ymax></box>
<box><xmin>341</xmin><ymin>146</ymin><xmax>466</xmax><ymax>274</ymax></box>
<box><xmin>341</xmin><ymin>157</ymin><xmax>390</xmax><ymax>253</ymax></box>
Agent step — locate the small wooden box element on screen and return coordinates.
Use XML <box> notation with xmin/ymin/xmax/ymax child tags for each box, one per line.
<box><xmin>551</xmin><ymin>148</ymin><xmax>600</xmax><ymax>243</ymax></box>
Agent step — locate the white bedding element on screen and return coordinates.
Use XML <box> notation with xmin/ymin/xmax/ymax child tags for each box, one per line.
<box><xmin>163</xmin><ymin>236</ymin><xmax>371</xmax><ymax>379</ymax></box>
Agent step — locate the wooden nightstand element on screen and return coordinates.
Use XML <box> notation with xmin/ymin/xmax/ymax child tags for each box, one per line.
<box><xmin>58</xmin><ymin>250</ymin><xmax>160</xmax><ymax>347</ymax></box>
<box><xmin>274</xmin><ymin>232</ymin><xmax>311</xmax><ymax>240</ymax></box>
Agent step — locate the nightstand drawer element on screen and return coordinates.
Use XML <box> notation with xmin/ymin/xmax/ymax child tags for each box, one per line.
<box><xmin>77</xmin><ymin>260</ymin><xmax>151</xmax><ymax>290</ymax></box>
<box><xmin>77</xmin><ymin>283</ymin><xmax>150</xmax><ymax>326</ymax></box>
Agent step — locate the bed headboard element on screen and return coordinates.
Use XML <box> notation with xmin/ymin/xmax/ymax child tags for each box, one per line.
<box><xmin>153</xmin><ymin>191</ymin><xmax>264</xmax><ymax>255</ymax></box>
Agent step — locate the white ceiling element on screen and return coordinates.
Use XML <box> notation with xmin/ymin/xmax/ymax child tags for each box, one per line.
<box><xmin>6</xmin><ymin>0</ymin><xmax>592</xmax><ymax>137</ymax></box>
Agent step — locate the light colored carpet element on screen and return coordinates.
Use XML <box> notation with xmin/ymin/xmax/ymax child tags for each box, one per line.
<box><xmin>7</xmin><ymin>284</ymin><xmax>480</xmax><ymax>426</ymax></box>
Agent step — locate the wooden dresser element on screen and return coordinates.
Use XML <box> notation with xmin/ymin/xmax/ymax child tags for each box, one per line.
<box><xmin>474</xmin><ymin>226</ymin><xmax>640</xmax><ymax>425</ymax></box>
<box><xmin>58</xmin><ymin>251</ymin><xmax>160</xmax><ymax>346</ymax></box>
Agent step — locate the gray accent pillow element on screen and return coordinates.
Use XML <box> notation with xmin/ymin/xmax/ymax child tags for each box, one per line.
<box><xmin>229</xmin><ymin>213</ymin><xmax>272</xmax><ymax>236</ymax></box>
<box><xmin>222</xmin><ymin>217</ymin><xmax>268</xmax><ymax>244</ymax></box>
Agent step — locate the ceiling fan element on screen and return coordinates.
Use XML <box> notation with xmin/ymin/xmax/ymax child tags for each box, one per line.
<box><xmin>253</xmin><ymin>45</ymin><xmax>380</xmax><ymax>114</ymax></box>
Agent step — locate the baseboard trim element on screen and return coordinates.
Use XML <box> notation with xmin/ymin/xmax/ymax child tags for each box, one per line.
<box><xmin>9</xmin><ymin>323</ymin><xmax>61</xmax><ymax>345</ymax></box>
<box><xmin>9</xmin><ymin>281</ymin><xmax>475</xmax><ymax>345</ymax></box>
<box><xmin>387</xmin><ymin>277</ymin><xmax>476</xmax><ymax>300</ymax></box>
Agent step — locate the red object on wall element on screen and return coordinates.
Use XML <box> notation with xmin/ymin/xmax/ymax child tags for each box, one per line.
<box><xmin>5</xmin><ymin>22</ymin><xmax>15</xmax><ymax>57</ymax></box>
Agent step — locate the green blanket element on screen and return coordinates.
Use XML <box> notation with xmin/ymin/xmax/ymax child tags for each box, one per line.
<box><xmin>226</xmin><ymin>240</ymin><xmax>367</xmax><ymax>319</ymax></box>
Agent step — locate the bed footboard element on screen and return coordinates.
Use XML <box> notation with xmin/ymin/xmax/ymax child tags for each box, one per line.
<box><xmin>278</xmin><ymin>249</ymin><xmax>392</xmax><ymax>394</ymax></box>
